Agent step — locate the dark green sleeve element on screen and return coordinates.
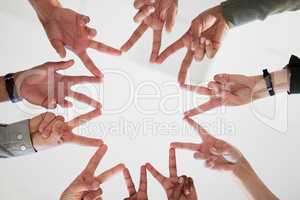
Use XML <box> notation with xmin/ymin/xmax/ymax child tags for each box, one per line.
<box><xmin>221</xmin><ymin>0</ymin><xmax>300</xmax><ymax>27</ymax></box>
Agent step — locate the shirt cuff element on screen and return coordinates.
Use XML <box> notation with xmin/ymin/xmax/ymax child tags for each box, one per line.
<box><xmin>221</xmin><ymin>0</ymin><xmax>262</xmax><ymax>28</ymax></box>
<box><xmin>0</xmin><ymin>120</ymin><xmax>37</xmax><ymax>158</ymax></box>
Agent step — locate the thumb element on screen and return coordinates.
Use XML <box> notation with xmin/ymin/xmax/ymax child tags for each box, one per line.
<box><xmin>192</xmin><ymin>14</ymin><xmax>217</xmax><ymax>38</ymax></box>
<box><xmin>50</xmin><ymin>39</ymin><xmax>66</xmax><ymax>58</ymax></box>
<box><xmin>214</xmin><ymin>74</ymin><xmax>250</xmax><ymax>85</ymax></box>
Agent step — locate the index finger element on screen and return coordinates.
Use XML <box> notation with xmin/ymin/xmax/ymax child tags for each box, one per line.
<box><xmin>156</xmin><ymin>37</ymin><xmax>185</xmax><ymax>64</ymax></box>
<box><xmin>123</xmin><ymin>168</ymin><xmax>136</xmax><ymax>196</ymax></box>
<box><xmin>121</xmin><ymin>22</ymin><xmax>149</xmax><ymax>52</ymax></box>
<box><xmin>77</xmin><ymin>51</ymin><xmax>103</xmax><ymax>77</ymax></box>
<box><xmin>67</xmin><ymin>108</ymin><xmax>101</xmax><ymax>129</ymax></box>
<box><xmin>183</xmin><ymin>117</ymin><xmax>209</xmax><ymax>140</ymax></box>
<box><xmin>85</xmin><ymin>145</ymin><xmax>108</xmax><ymax>174</ymax></box>
<box><xmin>96</xmin><ymin>163</ymin><xmax>125</xmax><ymax>184</ymax></box>
<box><xmin>150</xmin><ymin>28</ymin><xmax>163</xmax><ymax>63</ymax></box>
<box><xmin>170</xmin><ymin>142</ymin><xmax>200</xmax><ymax>151</ymax></box>
<box><xmin>145</xmin><ymin>163</ymin><xmax>166</xmax><ymax>185</ymax></box>
<box><xmin>89</xmin><ymin>40</ymin><xmax>121</xmax><ymax>56</ymax></box>
<box><xmin>178</xmin><ymin>49</ymin><xmax>194</xmax><ymax>86</ymax></box>
<box><xmin>138</xmin><ymin>165</ymin><xmax>147</xmax><ymax>193</ymax></box>
<box><xmin>184</xmin><ymin>98</ymin><xmax>222</xmax><ymax>117</ymax></box>
<box><xmin>169</xmin><ymin>148</ymin><xmax>177</xmax><ymax>178</ymax></box>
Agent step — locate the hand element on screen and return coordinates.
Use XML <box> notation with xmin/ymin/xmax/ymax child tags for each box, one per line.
<box><xmin>60</xmin><ymin>145</ymin><xmax>125</xmax><ymax>200</ymax></box>
<box><xmin>15</xmin><ymin>60</ymin><xmax>101</xmax><ymax>109</ymax></box>
<box><xmin>183</xmin><ymin>73</ymin><xmax>260</xmax><ymax>117</ymax></box>
<box><xmin>121</xmin><ymin>0</ymin><xmax>178</xmax><ymax>62</ymax></box>
<box><xmin>122</xmin><ymin>166</ymin><xmax>148</xmax><ymax>200</ymax></box>
<box><xmin>156</xmin><ymin>6</ymin><xmax>229</xmax><ymax>85</ymax></box>
<box><xmin>171</xmin><ymin>117</ymin><xmax>244</xmax><ymax>171</ymax></box>
<box><xmin>38</xmin><ymin>6</ymin><xmax>121</xmax><ymax>77</ymax></box>
<box><xmin>146</xmin><ymin>148</ymin><xmax>197</xmax><ymax>200</ymax></box>
<box><xmin>29</xmin><ymin>105</ymin><xmax>102</xmax><ymax>151</ymax></box>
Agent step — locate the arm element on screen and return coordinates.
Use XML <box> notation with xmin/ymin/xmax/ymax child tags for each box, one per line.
<box><xmin>29</xmin><ymin>0</ymin><xmax>61</xmax><ymax>22</ymax></box>
<box><xmin>252</xmin><ymin>68</ymin><xmax>290</xmax><ymax>101</ymax></box>
<box><xmin>0</xmin><ymin>77</ymin><xmax>9</xmax><ymax>102</ymax></box>
<box><xmin>221</xmin><ymin>0</ymin><xmax>300</xmax><ymax>27</ymax></box>
<box><xmin>171</xmin><ymin>117</ymin><xmax>279</xmax><ymax>200</ymax></box>
<box><xmin>0</xmin><ymin>120</ymin><xmax>36</xmax><ymax>158</ymax></box>
<box><xmin>233</xmin><ymin>158</ymin><xmax>279</xmax><ymax>200</ymax></box>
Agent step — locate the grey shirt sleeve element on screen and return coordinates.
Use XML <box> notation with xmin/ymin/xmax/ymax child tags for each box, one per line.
<box><xmin>221</xmin><ymin>0</ymin><xmax>300</xmax><ymax>27</ymax></box>
<box><xmin>0</xmin><ymin>120</ymin><xmax>36</xmax><ymax>158</ymax></box>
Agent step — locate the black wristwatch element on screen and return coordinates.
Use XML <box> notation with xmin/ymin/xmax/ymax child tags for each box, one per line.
<box><xmin>4</xmin><ymin>73</ymin><xmax>22</xmax><ymax>103</ymax></box>
<box><xmin>262</xmin><ymin>69</ymin><xmax>275</xmax><ymax>96</ymax></box>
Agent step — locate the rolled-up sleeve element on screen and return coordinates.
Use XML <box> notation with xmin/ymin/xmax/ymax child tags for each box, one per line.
<box><xmin>221</xmin><ymin>0</ymin><xmax>300</xmax><ymax>27</ymax></box>
<box><xmin>0</xmin><ymin>120</ymin><xmax>36</xmax><ymax>158</ymax></box>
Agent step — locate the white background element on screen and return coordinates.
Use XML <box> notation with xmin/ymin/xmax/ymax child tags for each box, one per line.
<box><xmin>0</xmin><ymin>0</ymin><xmax>300</xmax><ymax>199</ymax></box>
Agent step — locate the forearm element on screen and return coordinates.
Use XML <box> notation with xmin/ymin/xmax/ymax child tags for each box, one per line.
<box><xmin>0</xmin><ymin>76</ymin><xmax>9</xmax><ymax>102</ymax></box>
<box><xmin>252</xmin><ymin>69</ymin><xmax>290</xmax><ymax>100</ymax></box>
<box><xmin>221</xmin><ymin>0</ymin><xmax>300</xmax><ymax>27</ymax></box>
<box><xmin>0</xmin><ymin>120</ymin><xmax>36</xmax><ymax>158</ymax></box>
<box><xmin>29</xmin><ymin>0</ymin><xmax>61</xmax><ymax>22</ymax></box>
<box><xmin>233</xmin><ymin>158</ymin><xmax>279</xmax><ymax>200</ymax></box>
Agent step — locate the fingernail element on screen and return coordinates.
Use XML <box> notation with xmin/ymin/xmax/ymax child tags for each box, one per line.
<box><xmin>178</xmin><ymin>177</ymin><xmax>184</xmax><ymax>184</ymax></box>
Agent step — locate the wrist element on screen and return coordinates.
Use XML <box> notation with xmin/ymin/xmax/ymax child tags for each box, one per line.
<box><xmin>252</xmin><ymin>69</ymin><xmax>290</xmax><ymax>100</ymax></box>
<box><xmin>233</xmin><ymin>157</ymin><xmax>254</xmax><ymax>180</ymax></box>
<box><xmin>29</xmin><ymin>0</ymin><xmax>61</xmax><ymax>23</ymax></box>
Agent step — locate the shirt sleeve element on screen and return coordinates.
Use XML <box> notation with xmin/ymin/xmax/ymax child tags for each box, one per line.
<box><xmin>0</xmin><ymin>120</ymin><xmax>37</xmax><ymax>158</ymax></box>
<box><xmin>221</xmin><ymin>0</ymin><xmax>300</xmax><ymax>28</ymax></box>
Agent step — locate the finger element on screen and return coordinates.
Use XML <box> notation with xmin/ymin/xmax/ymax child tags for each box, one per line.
<box><xmin>194</xmin><ymin>38</ymin><xmax>205</xmax><ymax>61</ymax></box>
<box><xmin>66</xmin><ymin>75</ymin><xmax>102</xmax><ymax>85</ymax></box>
<box><xmin>86</xmin><ymin>27</ymin><xmax>97</xmax><ymax>38</ymax></box>
<box><xmin>85</xmin><ymin>145</ymin><xmax>107</xmax><ymax>173</ymax></box>
<box><xmin>133</xmin><ymin>6</ymin><xmax>155</xmax><ymax>23</ymax></box>
<box><xmin>78</xmin><ymin>52</ymin><xmax>103</xmax><ymax>77</ymax></box>
<box><xmin>138</xmin><ymin>165</ymin><xmax>147</xmax><ymax>193</ymax></box>
<box><xmin>178</xmin><ymin>49</ymin><xmax>194</xmax><ymax>86</ymax></box>
<box><xmin>150</xmin><ymin>29</ymin><xmax>163</xmax><ymax>63</ymax></box>
<box><xmin>182</xmin><ymin>84</ymin><xmax>212</xmax><ymax>96</ymax></box>
<box><xmin>183</xmin><ymin>177</ymin><xmax>192</xmax><ymax>196</ymax></box>
<box><xmin>67</xmin><ymin>133</ymin><xmax>104</xmax><ymax>147</ymax></box>
<box><xmin>59</xmin><ymin>99</ymin><xmax>73</xmax><ymax>108</ymax></box>
<box><xmin>121</xmin><ymin>23</ymin><xmax>148</xmax><ymax>52</ymax></box>
<box><xmin>193</xmin><ymin>151</ymin><xmax>207</xmax><ymax>160</ymax></box>
<box><xmin>214</xmin><ymin>74</ymin><xmax>250</xmax><ymax>85</ymax></box>
<box><xmin>183</xmin><ymin>117</ymin><xmax>210</xmax><ymax>139</ymax></box>
<box><xmin>83</xmin><ymin>189</ymin><xmax>103</xmax><ymax>200</ymax></box>
<box><xmin>123</xmin><ymin>168</ymin><xmax>136</xmax><ymax>196</ymax></box>
<box><xmin>89</xmin><ymin>40</ymin><xmax>121</xmax><ymax>56</ymax></box>
<box><xmin>96</xmin><ymin>163</ymin><xmax>126</xmax><ymax>183</ymax></box>
<box><xmin>50</xmin><ymin>39</ymin><xmax>66</xmax><ymax>58</ymax></box>
<box><xmin>68</xmin><ymin>91</ymin><xmax>102</xmax><ymax>109</ymax></box>
<box><xmin>38</xmin><ymin>112</ymin><xmax>56</xmax><ymax>134</ymax></box>
<box><xmin>169</xmin><ymin>148</ymin><xmax>177</xmax><ymax>178</ymax></box>
<box><xmin>80</xmin><ymin>15</ymin><xmax>90</xmax><ymax>26</ymax></box>
<box><xmin>165</xmin><ymin>3</ymin><xmax>177</xmax><ymax>32</ymax></box>
<box><xmin>134</xmin><ymin>0</ymin><xmax>155</xmax><ymax>9</ymax></box>
<box><xmin>205</xmin><ymin>40</ymin><xmax>218</xmax><ymax>59</ymax></box>
<box><xmin>184</xmin><ymin>98</ymin><xmax>222</xmax><ymax>117</ymax></box>
<box><xmin>145</xmin><ymin>163</ymin><xmax>166</xmax><ymax>185</ymax></box>
<box><xmin>156</xmin><ymin>38</ymin><xmax>185</xmax><ymax>64</ymax></box>
<box><xmin>47</xmin><ymin>60</ymin><xmax>74</xmax><ymax>71</ymax></box>
<box><xmin>171</xmin><ymin>180</ymin><xmax>184</xmax><ymax>199</ymax></box>
<box><xmin>41</xmin><ymin>96</ymin><xmax>57</xmax><ymax>109</ymax></box>
<box><xmin>67</xmin><ymin>108</ymin><xmax>101</xmax><ymax>129</ymax></box>
<box><xmin>170</xmin><ymin>142</ymin><xmax>200</xmax><ymax>151</ymax></box>
<box><xmin>43</xmin><ymin>115</ymin><xmax>64</xmax><ymax>138</ymax></box>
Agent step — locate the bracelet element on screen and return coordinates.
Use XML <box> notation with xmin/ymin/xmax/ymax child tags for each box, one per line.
<box><xmin>4</xmin><ymin>73</ymin><xmax>22</xmax><ymax>103</ymax></box>
<box><xmin>262</xmin><ymin>69</ymin><xmax>275</xmax><ymax>96</ymax></box>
